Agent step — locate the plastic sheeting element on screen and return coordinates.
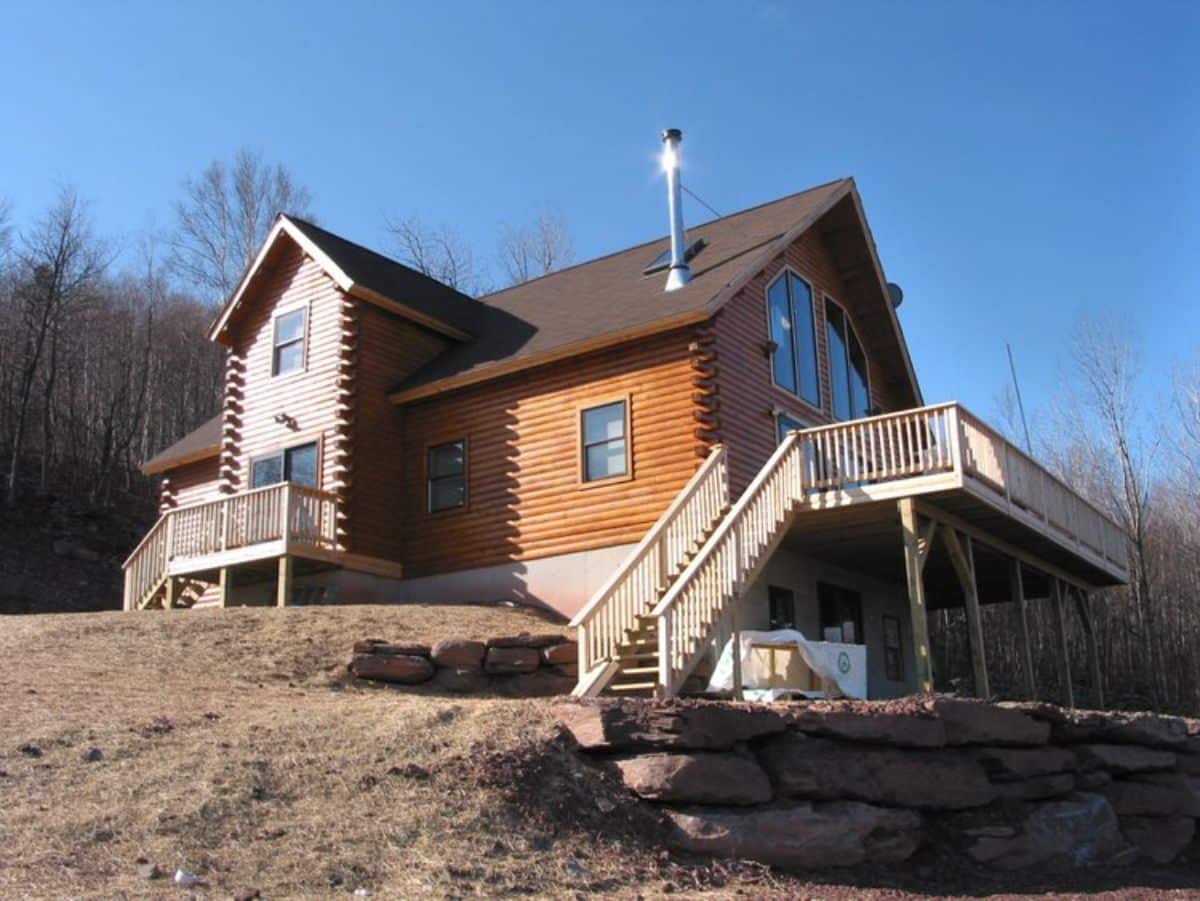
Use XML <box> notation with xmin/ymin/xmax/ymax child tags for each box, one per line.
<box><xmin>707</xmin><ymin>629</ymin><xmax>868</xmax><ymax>699</ymax></box>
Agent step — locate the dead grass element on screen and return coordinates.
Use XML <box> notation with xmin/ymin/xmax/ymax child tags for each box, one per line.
<box><xmin>1</xmin><ymin>605</ymin><xmax>1198</xmax><ymax>899</ymax></box>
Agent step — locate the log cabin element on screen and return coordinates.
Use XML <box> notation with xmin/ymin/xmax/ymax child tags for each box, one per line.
<box><xmin>126</xmin><ymin>131</ymin><xmax>1128</xmax><ymax>701</ymax></box>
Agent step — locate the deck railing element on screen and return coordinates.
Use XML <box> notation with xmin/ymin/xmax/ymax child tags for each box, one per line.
<box><xmin>570</xmin><ymin>444</ymin><xmax>729</xmax><ymax>678</ymax></box>
<box><xmin>122</xmin><ymin>482</ymin><xmax>339</xmax><ymax>610</ymax></box>
<box><xmin>651</xmin><ymin>403</ymin><xmax>1130</xmax><ymax>697</ymax></box>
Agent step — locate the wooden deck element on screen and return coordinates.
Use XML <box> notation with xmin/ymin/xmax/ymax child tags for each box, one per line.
<box><xmin>122</xmin><ymin>482</ymin><xmax>340</xmax><ymax>610</ymax></box>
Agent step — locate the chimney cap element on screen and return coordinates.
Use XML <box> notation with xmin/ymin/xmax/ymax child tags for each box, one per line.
<box><xmin>661</xmin><ymin>128</ymin><xmax>682</xmax><ymax>143</ymax></box>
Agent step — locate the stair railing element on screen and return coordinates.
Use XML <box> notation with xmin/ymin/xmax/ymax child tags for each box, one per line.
<box><xmin>570</xmin><ymin>443</ymin><xmax>729</xmax><ymax>680</ymax></box>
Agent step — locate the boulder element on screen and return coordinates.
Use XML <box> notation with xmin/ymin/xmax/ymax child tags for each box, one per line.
<box><xmin>1120</xmin><ymin>815</ymin><xmax>1196</xmax><ymax>864</ymax></box>
<box><xmin>494</xmin><ymin>669</ymin><xmax>575</xmax><ymax>697</ymax></box>
<box><xmin>541</xmin><ymin>642</ymin><xmax>579</xmax><ymax>665</ymax></box>
<box><xmin>552</xmin><ymin>663</ymin><xmax>579</xmax><ymax>679</ymax></box>
<box><xmin>995</xmin><ymin>773</ymin><xmax>1077</xmax><ymax>801</ymax></box>
<box><xmin>432</xmin><ymin>666</ymin><xmax>489</xmax><ymax>694</ymax></box>
<box><xmin>484</xmin><ymin>647</ymin><xmax>541</xmax><ymax>674</ymax></box>
<box><xmin>353</xmin><ymin>640</ymin><xmax>431</xmax><ymax>658</ymax></box>
<box><xmin>665</xmin><ymin>801</ymin><xmax>922</xmax><ymax>868</ymax></box>
<box><xmin>788</xmin><ymin>700</ymin><xmax>945</xmax><ymax>748</ymax></box>
<box><xmin>1077</xmin><ymin>770</ymin><xmax>1113</xmax><ymax>790</ymax></box>
<box><xmin>929</xmin><ymin>697</ymin><xmax>1049</xmax><ymax>747</ymax></box>
<box><xmin>1101</xmin><ymin>773</ymin><xmax>1200</xmax><ymax>817</ymax></box>
<box><xmin>430</xmin><ymin>639</ymin><xmax>486</xmax><ymax>668</ymax></box>
<box><xmin>1177</xmin><ymin>752</ymin><xmax>1200</xmax><ymax>777</ymax></box>
<box><xmin>487</xmin><ymin>633</ymin><xmax>568</xmax><ymax>649</ymax></box>
<box><xmin>975</xmin><ymin>746</ymin><xmax>1077</xmax><ymax>782</ymax></box>
<box><xmin>616</xmin><ymin>753</ymin><xmax>772</xmax><ymax>805</ymax></box>
<box><xmin>965</xmin><ymin>792</ymin><xmax>1132</xmax><ymax>870</ymax></box>
<box><xmin>1075</xmin><ymin>744</ymin><xmax>1177</xmax><ymax>775</ymax></box>
<box><xmin>557</xmin><ymin>700</ymin><xmax>788</xmax><ymax>752</ymax></box>
<box><xmin>758</xmin><ymin>733</ymin><xmax>996</xmax><ymax>810</ymax></box>
<box><xmin>350</xmin><ymin>653</ymin><xmax>435</xmax><ymax>684</ymax></box>
<box><xmin>1005</xmin><ymin>703</ymin><xmax>1189</xmax><ymax>749</ymax></box>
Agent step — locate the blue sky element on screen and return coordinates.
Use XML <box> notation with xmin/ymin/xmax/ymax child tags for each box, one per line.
<box><xmin>2</xmin><ymin>1</ymin><xmax>1197</xmax><ymax>422</ymax></box>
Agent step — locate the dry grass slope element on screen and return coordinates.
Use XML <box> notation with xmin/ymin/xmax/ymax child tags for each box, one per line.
<box><xmin>2</xmin><ymin>605</ymin><xmax>1198</xmax><ymax>899</ymax></box>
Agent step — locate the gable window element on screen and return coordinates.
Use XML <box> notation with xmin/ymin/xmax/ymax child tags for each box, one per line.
<box><xmin>251</xmin><ymin>442</ymin><xmax>318</xmax><ymax>489</ymax></box>
<box><xmin>428</xmin><ymin>440</ymin><xmax>467</xmax><ymax>512</ymax></box>
<box><xmin>767</xmin><ymin>271</ymin><xmax>820</xmax><ymax>407</ymax></box>
<box><xmin>581</xmin><ymin>400</ymin><xmax>628</xmax><ymax>482</ymax></box>
<box><xmin>819</xmin><ymin>582</ymin><xmax>864</xmax><ymax>644</ymax></box>
<box><xmin>825</xmin><ymin>299</ymin><xmax>870</xmax><ymax>421</ymax></box>
<box><xmin>272</xmin><ymin>308</ymin><xmax>307</xmax><ymax>376</ymax></box>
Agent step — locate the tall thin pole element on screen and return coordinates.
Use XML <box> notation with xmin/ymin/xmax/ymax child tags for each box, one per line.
<box><xmin>1006</xmin><ymin>342</ymin><xmax>1033</xmax><ymax>454</ymax></box>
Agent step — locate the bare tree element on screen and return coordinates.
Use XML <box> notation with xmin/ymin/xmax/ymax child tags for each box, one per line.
<box><xmin>497</xmin><ymin>209</ymin><xmax>573</xmax><ymax>286</ymax></box>
<box><xmin>385</xmin><ymin>215</ymin><xmax>486</xmax><ymax>295</ymax></box>
<box><xmin>5</xmin><ymin>187</ymin><xmax>108</xmax><ymax>505</ymax></box>
<box><xmin>0</xmin><ymin>197</ymin><xmax>13</xmax><ymax>261</ymax></box>
<box><xmin>168</xmin><ymin>148</ymin><xmax>313</xmax><ymax>303</ymax></box>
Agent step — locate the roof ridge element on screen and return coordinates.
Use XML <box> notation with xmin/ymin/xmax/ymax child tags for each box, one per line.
<box><xmin>477</xmin><ymin>177</ymin><xmax>852</xmax><ymax>302</ymax></box>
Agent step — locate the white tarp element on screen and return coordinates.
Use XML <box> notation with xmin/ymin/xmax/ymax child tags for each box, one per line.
<box><xmin>707</xmin><ymin>629</ymin><xmax>868</xmax><ymax>699</ymax></box>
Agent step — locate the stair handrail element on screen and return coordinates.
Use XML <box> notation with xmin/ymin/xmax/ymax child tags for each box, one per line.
<box><xmin>121</xmin><ymin>513</ymin><xmax>171</xmax><ymax>611</ymax></box>
<box><xmin>570</xmin><ymin>443</ymin><xmax>729</xmax><ymax>677</ymax></box>
<box><xmin>652</xmin><ymin>431</ymin><xmax>805</xmax><ymax>696</ymax></box>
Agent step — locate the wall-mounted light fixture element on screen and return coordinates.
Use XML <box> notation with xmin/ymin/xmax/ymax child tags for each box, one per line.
<box><xmin>274</xmin><ymin>412</ymin><xmax>298</xmax><ymax>430</ymax></box>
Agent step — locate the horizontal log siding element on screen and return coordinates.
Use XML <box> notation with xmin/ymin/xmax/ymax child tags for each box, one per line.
<box><xmin>398</xmin><ymin>328</ymin><xmax>699</xmax><ymax>576</ymax></box>
<box><xmin>713</xmin><ymin>227</ymin><xmax>896</xmax><ymax>495</ymax></box>
<box><xmin>349</xmin><ymin>303</ymin><xmax>450</xmax><ymax>560</ymax></box>
<box><xmin>161</xmin><ymin>457</ymin><xmax>221</xmax><ymax>510</ymax></box>
<box><xmin>222</xmin><ymin>241</ymin><xmax>345</xmax><ymax>496</ymax></box>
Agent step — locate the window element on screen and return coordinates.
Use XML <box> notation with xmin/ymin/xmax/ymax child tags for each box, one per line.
<box><xmin>825</xmin><ymin>299</ymin><xmax>870</xmax><ymax>421</ymax></box>
<box><xmin>581</xmin><ymin>400</ymin><xmax>629</xmax><ymax>482</ymax></box>
<box><xmin>883</xmin><ymin>614</ymin><xmax>904</xmax><ymax>681</ymax></box>
<box><xmin>776</xmin><ymin>413</ymin><xmax>806</xmax><ymax>443</ymax></box>
<box><xmin>428</xmin><ymin>440</ymin><xmax>466</xmax><ymax>512</ymax></box>
<box><xmin>819</xmin><ymin>582</ymin><xmax>864</xmax><ymax>644</ymax></box>
<box><xmin>251</xmin><ymin>442</ymin><xmax>318</xmax><ymax>489</ymax></box>
<box><xmin>767</xmin><ymin>271</ymin><xmax>820</xmax><ymax>406</ymax></box>
<box><xmin>272</xmin><ymin>308</ymin><xmax>306</xmax><ymax>376</ymax></box>
<box><xmin>768</xmin><ymin>586</ymin><xmax>796</xmax><ymax>630</ymax></box>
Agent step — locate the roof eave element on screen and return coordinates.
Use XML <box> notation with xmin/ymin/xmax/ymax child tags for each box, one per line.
<box><xmin>140</xmin><ymin>443</ymin><xmax>221</xmax><ymax>477</ymax></box>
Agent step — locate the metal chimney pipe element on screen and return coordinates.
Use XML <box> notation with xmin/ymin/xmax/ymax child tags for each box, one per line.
<box><xmin>661</xmin><ymin>128</ymin><xmax>691</xmax><ymax>291</ymax></box>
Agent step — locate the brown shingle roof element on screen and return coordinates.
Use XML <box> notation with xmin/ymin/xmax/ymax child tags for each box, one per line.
<box><xmin>141</xmin><ymin>414</ymin><xmax>222</xmax><ymax>475</ymax></box>
<box><xmin>390</xmin><ymin>178</ymin><xmax>854</xmax><ymax>400</ymax></box>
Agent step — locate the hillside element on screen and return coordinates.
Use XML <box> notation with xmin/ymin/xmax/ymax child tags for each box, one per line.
<box><xmin>2</xmin><ymin>605</ymin><xmax>1198</xmax><ymax>899</ymax></box>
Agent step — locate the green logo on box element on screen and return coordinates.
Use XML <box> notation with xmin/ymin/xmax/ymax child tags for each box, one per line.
<box><xmin>838</xmin><ymin>651</ymin><xmax>851</xmax><ymax>674</ymax></box>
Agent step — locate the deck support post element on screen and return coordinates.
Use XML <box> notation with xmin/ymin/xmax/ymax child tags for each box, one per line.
<box><xmin>1074</xmin><ymin>588</ymin><xmax>1104</xmax><ymax>709</ymax></box>
<box><xmin>1051</xmin><ymin>578</ymin><xmax>1075</xmax><ymax>708</ymax></box>
<box><xmin>276</xmin><ymin>555</ymin><xmax>293</xmax><ymax>608</ymax></box>
<box><xmin>730</xmin><ymin>598</ymin><xmax>744</xmax><ymax>702</ymax></box>
<box><xmin>943</xmin><ymin>528</ymin><xmax>990</xmax><ymax>699</ymax></box>
<box><xmin>165</xmin><ymin>576</ymin><xmax>181</xmax><ymax>611</ymax></box>
<box><xmin>898</xmin><ymin>498</ymin><xmax>934</xmax><ymax>693</ymax></box>
<box><xmin>1010</xmin><ymin>560</ymin><xmax>1037</xmax><ymax>699</ymax></box>
<box><xmin>218</xmin><ymin>567</ymin><xmax>231</xmax><ymax>608</ymax></box>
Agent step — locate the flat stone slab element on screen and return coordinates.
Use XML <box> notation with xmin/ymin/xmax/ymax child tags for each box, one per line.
<box><xmin>928</xmin><ymin>697</ymin><xmax>1049</xmax><ymax>747</ymax></box>
<box><xmin>1004</xmin><ymin>703</ymin><xmax>1190</xmax><ymax>749</ymax></box>
<box><xmin>430</xmin><ymin>639</ymin><xmax>486</xmax><ymax>668</ymax></box>
<box><xmin>965</xmin><ymin>792</ymin><xmax>1133</xmax><ymax>870</ymax></box>
<box><xmin>975</xmin><ymin>746</ymin><xmax>1077</xmax><ymax>782</ymax></box>
<box><xmin>557</xmin><ymin>700</ymin><xmax>789</xmax><ymax>752</ymax></box>
<box><xmin>1120</xmin><ymin>815</ymin><xmax>1196</xmax><ymax>864</ymax></box>
<box><xmin>616</xmin><ymin>752</ymin><xmax>772</xmax><ymax>806</ymax></box>
<box><xmin>665</xmin><ymin>801</ymin><xmax>922</xmax><ymax>869</ymax></box>
<box><xmin>486</xmin><ymin>633</ymin><xmax>568</xmax><ymax>649</ymax></box>
<box><xmin>1101</xmin><ymin>773</ymin><xmax>1200</xmax><ymax>817</ymax></box>
<box><xmin>484</xmin><ymin>647</ymin><xmax>541</xmax><ymax>674</ymax></box>
<box><xmin>758</xmin><ymin>733</ymin><xmax>996</xmax><ymax>810</ymax></box>
<box><xmin>787</xmin><ymin>699</ymin><xmax>945</xmax><ymax>748</ymax></box>
<box><xmin>1075</xmin><ymin>744</ymin><xmax>1177</xmax><ymax>775</ymax></box>
<box><xmin>350</xmin><ymin>653</ymin><xmax>435</xmax><ymax>684</ymax></box>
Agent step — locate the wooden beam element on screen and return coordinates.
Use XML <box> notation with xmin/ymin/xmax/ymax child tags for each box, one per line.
<box><xmin>276</xmin><ymin>555</ymin><xmax>293</xmax><ymax>608</ymax></box>
<box><xmin>917</xmin><ymin>518</ymin><xmax>938</xmax><ymax>572</ymax></box>
<box><xmin>218</xmin><ymin>567</ymin><xmax>231</xmax><ymax>608</ymax></box>
<box><xmin>942</xmin><ymin>528</ymin><xmax>990</xmax><ymax>699</ymax></box>
<box><xmin>1010</xmin><ymin>559</ymin><xmax>1037</xmax><ymax>700</ymax></box>
<box><xmin>165</xmin><ymin>577</ymin><xmax>181</xmax><ymax>611</ymax></box>
<box><xmin>1073</xmin><ymin>588</ymin><xmax>1104</xmax><ymax>709</ymax></box>
<box><xmin>1051</xmin><ymin>578</ymin><xmax>1075</xmax><ymax>708</ymax></box>
<box><xmin>898</xmin><ymin>498</ymin><xmax>934</xmax><ymax>692</ymax></box>
<box><xmin>730</xmin><ymin>598</ymin><xmax>744</xmax><ymax>702</ymax></box>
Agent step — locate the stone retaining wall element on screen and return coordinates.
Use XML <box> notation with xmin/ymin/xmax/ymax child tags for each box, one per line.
<box><xmin>558</xmin><ymin>696</ymin><xmax>1200</xmax><ymax>870</ymax></box>
<box><xmin>349</xmin><ymin>633</ymin><xmax>577</xmax><ymax>696</ymax></box>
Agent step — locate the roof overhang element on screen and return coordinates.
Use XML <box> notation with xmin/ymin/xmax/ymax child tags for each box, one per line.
<box><xmin>141</xmin><ymin>442</ymin><xmax>220</xmax><ymax>477</ymax></box>
<box><xmin>207</xmin><ymin>216</ymin><xmax>472</xmax><ymax>346</ymax></box>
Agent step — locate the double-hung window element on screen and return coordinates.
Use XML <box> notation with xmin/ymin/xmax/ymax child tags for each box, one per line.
<box><xmin>581</xmin><ymin>400</ymin><xmax>628</xmax><ymax>483</ymax></box>
<box><xmin>251</xmin><ymin>442</ymin><xmax>318</xmax><ymax>489</ymax></box>
<box><xmin>825</xmin><ymin>299</ymin><xmax>870</xmax><ymax>421</ymax></box>
<box><xmin>273</xmin><ymin>308</ymin><xmax>306</xmax><ymax>376</ymax></box>
<box><xmin>819</xmin><ymin>582</ymin><xmax>864</xmax><ymax>645</ymax></box>
<box><xmin>767</xmin><ymin>271</ymin><xmax>820</xmax><ymax>407</ymax></box>
<box><xmin>428</xmin><ymin>440</ymin><xmax>467</xmax><ymax>512</ymax></box>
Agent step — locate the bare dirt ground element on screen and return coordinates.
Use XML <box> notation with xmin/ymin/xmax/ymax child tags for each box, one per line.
<box><xmin>1</xmin><ymin>604</ymin><xmax>1198</xmax><ymax>899</ymax></box>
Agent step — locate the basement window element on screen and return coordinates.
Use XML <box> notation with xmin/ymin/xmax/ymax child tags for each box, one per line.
<box><xmin>428</xmin><ymin>440</ymin><xmax>467</xmax><ymax>512</ymax></box>
<box><xmin>272</xmin><ymin>308</ymin><xmax>307</xmax><ymax>376</ymax></box>
<box><xmin>643</xmin><ymin>238</ymin><xmax>706</xmax><ymax>275</ymax></box>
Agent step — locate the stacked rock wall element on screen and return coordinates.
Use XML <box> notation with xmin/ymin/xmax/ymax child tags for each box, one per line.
<box><xmin>558</xmin><ymin>696</ymin><xmax>1200</xmax><ymax>870</ymax></box>
<box><xmin>349</xmin><ymin>632</ymin><xmax>577</xmax><ymax>696</ymax></box>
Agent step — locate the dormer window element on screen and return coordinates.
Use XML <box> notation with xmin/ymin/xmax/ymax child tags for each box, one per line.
<box><xmin>272</xmin><ymin>308</ymin><xmax>307</xmax><ymax>376</ymax></box>
<box><xmin>825</xmin><ymin>298</ymin><xmax>870</xmax><ymax>421</ymax></box>
<box><xmin>766</xmin><ymin>271</ymin><xmax>819</xmax><ymax>407</ymax></box>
